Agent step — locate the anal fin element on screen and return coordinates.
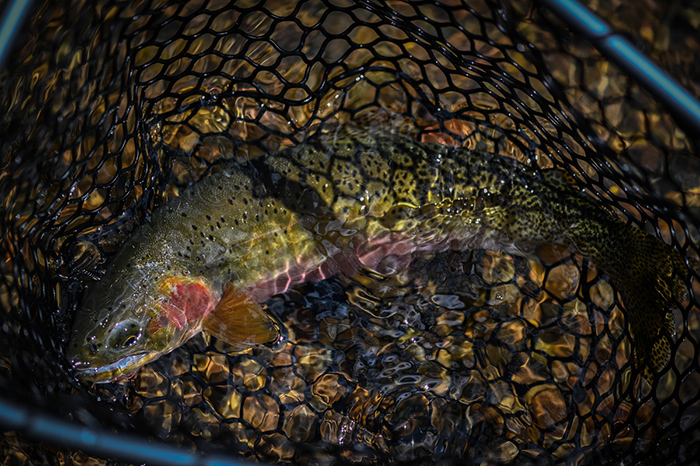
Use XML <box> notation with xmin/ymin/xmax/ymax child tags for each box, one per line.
<box><xmin>202</xmin><ymin>283</ymin><xmax>280</xmax><ymax>346</ymax></box>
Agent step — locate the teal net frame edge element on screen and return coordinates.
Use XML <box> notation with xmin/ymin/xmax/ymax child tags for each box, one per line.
<box><xmin>535</xmin><ymin>0</ymin><xmax>700</xmax><ymax>146</ymax></box>
<box><xmin>0</xmin><ymin>0</ymin><xmax>35</xmax><ymax>73</ymax></box>
<box><xmin>0</xmin><ymin>396</ymin><xmax>251</xmax><ymax>466</ymax></box>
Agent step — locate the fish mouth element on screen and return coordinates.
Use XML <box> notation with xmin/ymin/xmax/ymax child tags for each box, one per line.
<box><xmin>71</xmin><ymin>352</ymin><xmax>158</xmax><ymax>383</ymax></box>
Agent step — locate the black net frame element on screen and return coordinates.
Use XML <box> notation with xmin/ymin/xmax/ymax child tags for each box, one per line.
<box><xmin>1</xmin><ymin>0</ymin><xmax>699</xmax><ymax>464</ymax></box>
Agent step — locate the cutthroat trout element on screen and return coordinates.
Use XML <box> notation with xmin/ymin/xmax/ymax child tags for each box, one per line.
<box><xmin>68</xmin><ymin>132</ymin><xmax>687</xmax><ymax>383</ymax></box>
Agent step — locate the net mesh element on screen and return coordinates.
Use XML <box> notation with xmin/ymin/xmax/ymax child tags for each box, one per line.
<box><xmin>1</xmin><ymin>0</ymin><xmax>699</xmax><ymax>464</ymax></box>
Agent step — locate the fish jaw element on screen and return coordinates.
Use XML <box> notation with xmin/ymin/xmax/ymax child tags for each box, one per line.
<box><xmin>68</xmin><ymin>318</ymin><xmax>182</xmax><ymax>383</ymax></box>
<box><xmin>71</xmin><ymin>352</ymin><xmax>160</xmax><ymax>383</ymax></box>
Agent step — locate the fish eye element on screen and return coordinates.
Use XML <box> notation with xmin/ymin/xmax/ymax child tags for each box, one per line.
<box><xmin>122</xmin><ymin>334</ymin><xmax>138</xmax><ymax>348</ymax></box>
<box><xmin>109</xmin><ymin>320</ymin><xmax>142</xmax><ymax>350</ymax></box>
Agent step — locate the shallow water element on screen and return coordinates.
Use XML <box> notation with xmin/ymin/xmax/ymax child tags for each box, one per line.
<box><xmin>81</xmin><ymin>246</ymin><xmax>653</xmax><ymax>464</ymax></box>
<box><xmin>2</xmin><ymin>0</ymin><xmax>700</xmax><ymax>464</ymax></box>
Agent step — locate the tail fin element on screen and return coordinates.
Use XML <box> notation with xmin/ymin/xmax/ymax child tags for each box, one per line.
<box><xmin>609</xmin><ymin>228</ymin><xmax>687</xmax><ymax>383</ymax></box>
<box><xmin>544</xmin><ymin>170</ymin><xmax>688</xmax><ymax>384</ymax></box>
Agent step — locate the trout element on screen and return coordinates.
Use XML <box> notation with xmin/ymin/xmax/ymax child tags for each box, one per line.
<box><xmin>67</xmin><ymin>132</ymin><xmax>687</xmax><ymax>383</ymax></box>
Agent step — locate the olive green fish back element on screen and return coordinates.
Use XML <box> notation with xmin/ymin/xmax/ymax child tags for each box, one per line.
<box><xmin>265</xmin><ymin>134</ymin><xmax>562</xmax><ymax>240</ymax></box>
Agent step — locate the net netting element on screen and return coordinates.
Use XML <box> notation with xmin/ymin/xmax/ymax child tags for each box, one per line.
<box><xmin>1</xmin><ymin>0</ymin><xmax>699</xmax><ymax>464</ymax></box>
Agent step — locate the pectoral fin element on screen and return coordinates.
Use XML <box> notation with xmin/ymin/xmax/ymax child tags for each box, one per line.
<box><xmin>202</xmin><ymin>283</ymin><xmax>280</xmax><ymax>345</ymax></box>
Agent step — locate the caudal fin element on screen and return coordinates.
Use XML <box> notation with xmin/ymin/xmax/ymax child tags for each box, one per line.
<box><xmin>612</xmin><ymin>229</ymin><xmax>687</xmax><ymax>383</ymax></box>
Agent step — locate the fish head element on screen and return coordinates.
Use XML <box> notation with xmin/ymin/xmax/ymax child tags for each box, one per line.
<box><xmin>68</xmin><ymin>274</ymin><xmax>218</xmax><ymax>383</ymax></box>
